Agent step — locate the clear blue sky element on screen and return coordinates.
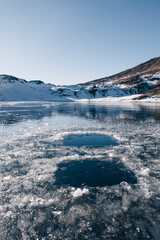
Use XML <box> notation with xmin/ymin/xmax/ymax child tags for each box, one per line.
<box><xmin>0</xmin><ymin>0</ymin><xmax>159</xmax><ymax>85</ymax></box>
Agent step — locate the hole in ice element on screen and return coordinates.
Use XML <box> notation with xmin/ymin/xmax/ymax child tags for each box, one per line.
<box><xmin>63</xmin><ymin>134</ymin><xmax>118</xmax><ymax>147</ymax></box>
<box><xmin>55</xmin><ymin>160</ymin><xmax>137</xmax><ymax>187</ymax></box>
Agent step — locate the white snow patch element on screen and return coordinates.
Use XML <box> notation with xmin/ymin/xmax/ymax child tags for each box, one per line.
<box><xmin>52</xmin><ymin>211</ymin><xmax>62</xmax><ymax>216</ymax></box>
<box><xmin>72</xmin><ymin>188</ymin><xmax>89</xmax><ymax>198</ymax></box>
<box><xmin>139</xmin><ymin>168</ymin><xmax>150</xmax><ymax>176</ymax></box>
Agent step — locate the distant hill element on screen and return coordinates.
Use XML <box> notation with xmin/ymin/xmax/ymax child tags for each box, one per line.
<box><xmin>0</xmin><ymin>57</ymin><xmax>160</xmax><ymax>101</ymax></box>
<box><xmin>81</xmin><ymin>57</ymin><xmax>160</xmax><ymax>99</ymax></box>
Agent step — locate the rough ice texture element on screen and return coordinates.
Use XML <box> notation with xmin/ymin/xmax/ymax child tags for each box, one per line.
<box><xmin>0</xmin><ymin>102</ymin><xmax>160</xmax><ymax>239</ymax></box>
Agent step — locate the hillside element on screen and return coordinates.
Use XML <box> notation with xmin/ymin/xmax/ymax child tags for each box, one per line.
<box><xmin>81</xmin><ymin>57</ymin><xmax>160</xmax><ymax>99</ymax></box>
<box><xmin>0</xmin><ymin>57</ymin><xmax>160</xmax><ymax>101</ymax></box>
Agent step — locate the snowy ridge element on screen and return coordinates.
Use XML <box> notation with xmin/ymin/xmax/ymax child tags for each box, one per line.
<box><xmin>0</xmin><ymin>73</ymin><xmax>159</xmax><ymax>102</ymax></box>
<box><xmin>0</xmin><ymin>75</ymin><xmax>133</xmax><ymax>101</ymax></box>
<box><xmin>0</xmin><ymin>57</ymin><xmax>160</xmax><ymax>101</ymax></box>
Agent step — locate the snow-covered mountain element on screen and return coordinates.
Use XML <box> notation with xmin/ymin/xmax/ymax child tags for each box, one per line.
<box><xmin>0</xmin><ymin>57</ymin><xmax>160</xmax><ymax>101</ymax></box>
<box><xmin>0</xmin><ymin>74</ymin><xmax>131</xmax><ymax>101</ymax></box>
<box><xmin>84</xmin><ymin>57</ymin><xmax>160</xmax><ymax>100</ymax></box>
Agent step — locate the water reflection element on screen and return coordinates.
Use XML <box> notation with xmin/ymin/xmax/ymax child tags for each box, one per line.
<box><xmin>0</xmin><ymin>103</ymin><xmax>54</xmax><ymax>124</ymax></box>
<box><xmin>54</xmin><ymin>103</ymin><xmax>160</xmax><ymax>123</ymax></box>
<box><xmin>0</xmin><ymin>102</ymin><xmax>160</xmax><ymax>125</ymax></box>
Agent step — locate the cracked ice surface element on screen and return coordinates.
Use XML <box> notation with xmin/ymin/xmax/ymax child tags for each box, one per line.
<box><xmin>0</xmin><ymin>102</ymin><xmax>160</xmax><ymax>239</ymax></box>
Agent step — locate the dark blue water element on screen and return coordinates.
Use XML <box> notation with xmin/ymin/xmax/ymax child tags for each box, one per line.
<box><xmin>55</xmin><ymin>160</ymin><xmax>137</xmax><ymax>187</ymax></box>
<box><xmin>63</xmin><ymin>134</ymin><xmax>118</xmax><ymax>147</ymax></box>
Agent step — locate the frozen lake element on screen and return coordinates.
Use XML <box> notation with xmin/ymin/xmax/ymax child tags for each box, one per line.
<box><xmin>0</xmin><ymin>101</ymin><xmax>160</xmax><ymax>240</ymax></box>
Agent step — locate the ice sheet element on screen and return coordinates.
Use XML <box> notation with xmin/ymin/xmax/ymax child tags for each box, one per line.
<box><xmin>0</xmin><ymin>102</ymin><xmax>160</xmax><ymax>239</ymax></box>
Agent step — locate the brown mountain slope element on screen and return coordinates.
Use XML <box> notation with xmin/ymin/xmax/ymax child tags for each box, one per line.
<box><xmin>81</xmin><ymin>57</ymin><xmax>160</xmax><ymax>98</ymax></box>
<box><xmin>82</xmin><ymin>57</ymin><xmax>160</xmax><ymax>86</ymax></box>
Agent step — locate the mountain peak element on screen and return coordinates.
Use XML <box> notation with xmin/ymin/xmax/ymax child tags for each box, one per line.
<box><xmin>82</xmin><ymin>57</ymin><xmax>160</xmax><ymax>86</ymax></box>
